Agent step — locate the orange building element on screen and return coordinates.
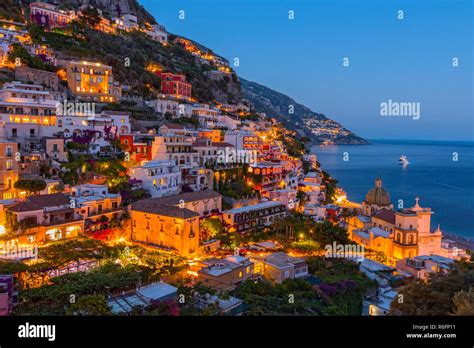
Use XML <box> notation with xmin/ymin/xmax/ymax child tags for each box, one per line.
<box><xmin>198</xmin><ymin>129</ymin><xmax>223</xmax><ymax>143</ymax></box>
<box><xmin>0</xmin><ymin>141</ymin><xmax>19</xmax><ymax>200</ymax></box>
<box><xmin>66</xmin><ymin>61</ymin><xmax>122</xmax><ymax>103</ymax></box>
<box><xmin>130</xmin><ymin>198</ymin><xmax>200</xmax><ymax>256</ymax></box>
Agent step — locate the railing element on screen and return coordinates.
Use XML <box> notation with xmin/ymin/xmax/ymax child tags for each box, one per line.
<box><xmin>88</xmin><ymin>208</ymin><xmax>123</xmax><ymax>217</ymax></box>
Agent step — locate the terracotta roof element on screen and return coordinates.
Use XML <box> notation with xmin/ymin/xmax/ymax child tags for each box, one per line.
<box><xmin>131</xmin><ymin>202</ymin><xmax>199</xmax><ymax>219</ymax></box>
<box><xmin>212</xmin><ymin>142</ymin><xmax>234</xmax><ymax>148</ymax></box>
<box><xmin>372</xmin><ymin>208</ymin><xmax>396</xmax><ymax>225</ymax></box>
<box><xmin>9</xmin><ymin>193</ymin><xmax>70</xmax><ymax>213</ymax></box>
<box><xmin>149</xmin><ymin>190</ymin><xmax>221</xmax><ymax>206</ymax></box>
<box><xmin>131</xmin><ymin>190</ymin><xmax>221</xmax><ymax>218</ymax></box>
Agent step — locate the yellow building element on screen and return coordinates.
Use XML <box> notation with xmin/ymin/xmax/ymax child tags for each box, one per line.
<box><xmin>130</xmin><ymin>198</ymin><xmax>200</xmax><ymax>256</ymax></box>
<box><xmin>66</xmin><ymin>61</ymin><xmax>122</xmax><ymax>103</ymax></box>
<box><xmin>0</xmin><ymin>141</ymin><xmax>19</xmax><ymax>200</ymax></box>
<box><xmin>350</xmin><ymin>178</ymin><xmax>443</xmax><ymax>265</ymax></box>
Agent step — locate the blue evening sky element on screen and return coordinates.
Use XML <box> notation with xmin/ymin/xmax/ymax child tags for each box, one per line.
<box><xmin>141</xmin><ymin>0</ymin><xmax>473</xmax><ymax>141</ymax></box>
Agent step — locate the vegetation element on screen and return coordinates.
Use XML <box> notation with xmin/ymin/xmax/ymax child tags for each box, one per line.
<box><xmin>200</xmin><ymin>217</ymin><xmax>223</xmax><ymax>241</ymax></box>
<box><xmin>13</xmin><ymin>179</ymin><xmax>47</xmax><ymax>196</ymax></box>
<box><xmin>321</xmin><ymin>170</ymin><xmax>338</xmax><ymax>204</ymax></box>
<box><xmin>7</xmin><ymin>43</ymin><xmax>56</xmax><ymax>72</ymax></box>
<box><xmin>271</xmin><ymin>214</ymin><xmax>350</xmax><ymax>248</ymax></box>
<box><xmin>0</xmin><ymin>0</ymin><xmax>24</xmax><ymax>22</ymax></box>
<box><xmin>390</xmin><ymin>261</ymin><xmax>474</xmax><ymax>315</ymax></box>
<box><xmin>38</xmin><ymin>22</ymin><xmax>238</xmax><ymax>103</ymax></box>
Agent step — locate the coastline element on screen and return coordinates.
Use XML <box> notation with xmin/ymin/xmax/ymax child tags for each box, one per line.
<box><xmin>444</xmin><ymin>233</ymin><xmax>474</xmax><ymax>252</ymax></box>
<box><xmin>311</xmin><ymin>140</ymin><xmax>474</xmax><ymax>250</ymax></box>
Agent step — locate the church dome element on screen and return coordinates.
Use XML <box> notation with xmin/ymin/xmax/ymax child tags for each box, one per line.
<box><xmin>364</xmin><ymin>177</ymin><xmax>391</xmax><ymax>206</ymax></box>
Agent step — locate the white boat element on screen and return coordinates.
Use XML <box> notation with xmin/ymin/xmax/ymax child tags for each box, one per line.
<box><xmin>399</xmin><ymin>155</ymin><xmax>409</xmax><ymax>166</ymax></box>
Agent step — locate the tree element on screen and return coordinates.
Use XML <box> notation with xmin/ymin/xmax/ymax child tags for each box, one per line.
<box><xmin>14</xmin><ymin>179</ymin><xmax>47</xmax><ymax>196</ymax></box>
<box><xmin>452</xmin><ymin>287</ymin><xmax>474</xmax><ymax>315</ymax></box>
<box><xmin>390</xmin><ymin>262</ymin><xmax>474</xmax><ymax>315</ymax></box>
<box><xmin>78</xmin><ymin>7</ymin><xmax>101</xmax><ymax>27</ymax></box>
<box><xmin>67</xmin><ymin>294</ymin><xmax>111</xmax><ymax>315</ymax></box>
<box><xmin>200</xmin><ymin>217</ymin><xmax>223</xmax><ymax>241</ymax></box>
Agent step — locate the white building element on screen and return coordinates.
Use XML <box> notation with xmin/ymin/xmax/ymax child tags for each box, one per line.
<box><xmin>130</xmin><ymin>159</ymin><xmax>182</xmax><ymax>198</ymax></box>
<box><xmin>114</xmin><ymin>14</ymin><xmax>139</xmax><ymax>31</ymax></box>
<box><xmin>150</xmin><ymin>98</ymin><xmax>181</xmax><ymax>117</ymax></box>
<box><xmin>0</xmin><ymin>81</ymin><xmax>59</xmax><ymax>150</ymax></box>
<box><xmin>145</xmin><ymin>24</ymin><xmax>168</xmax><ymax>44</ymax></box>
<box><xmin>70</xmin><ymin>184</ymin><xmax>122</xmax><ymax>219</ymax></box>
<box><xmin>151</xmin><ymin>135</ymin><xmax>200</xmax><ymax>168</ymax></box>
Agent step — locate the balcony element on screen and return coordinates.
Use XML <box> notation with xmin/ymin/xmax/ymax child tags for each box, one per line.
<box><xmin>88</xmin><ymin>207</ymin><xmax>123</xmax><ymax>217</ymax></box>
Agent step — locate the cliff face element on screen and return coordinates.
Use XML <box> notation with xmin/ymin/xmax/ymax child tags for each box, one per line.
<box><xmin>57</xmin><ymin>0</ymin><xmax>156</xmax><ymax>24</ymax></box>
<box><xmin>16</xmin><ymin>0</ymin><xmax>366</xmax><ymax>143</ymax></box>
<box><xmin>240</xmin><ymin>78</ymin><xmax>369</xmax><ymax>145</ymax></box>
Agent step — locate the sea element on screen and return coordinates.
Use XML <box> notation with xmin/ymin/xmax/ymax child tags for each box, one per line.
<box><xmin>311</xmin><ymin>139</ymin><xmax>474</xmax><ymax>241</ymax></box>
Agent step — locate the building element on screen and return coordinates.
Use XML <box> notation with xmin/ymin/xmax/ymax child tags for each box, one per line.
<box><xmin>108</xmin><ymin>281</ymin><xmax>177</xmax><ymax>314</ymax></box>
<box><xmin>145</xmin><ymin>190</ymin><xmax>222</xmax><ymax>217</ymax></box>
<box><xmin>145</xmin><ymin>24</ymin><xmax>168</xmax><ymax>44</ymax></box>
<box><xmin>156</xmin><ymin>72</ymin><xmax>192</xmax><ymax>99</ymax></box>
<box><xmin>268</xmin><ymin>189</ymin><xmax>298</xmax><ymax>210</ymax></box>
<box><xmin>349</xmin><ymin>177</ymin><xmax>445</xmax><ymax>265</ymax></box>
<box><xmin>130</xmin><ymin>198</ymin><xmax>200</xmax><ymax>256</ymax></box>
<box><xmin>40</xmin><ymin>137</ymin><xmax>67</xmax><ymax>162</ymax></box>
<box><xmin>158</xmin><ymin>124</ymin><xmax>188</xmax><ymax>136</ymax></box>
<box><xmin>66</xmin><ymin>61</ymin><xmax>122</xmax><ymax>103</ymax></box>
<box><xmin>0</xmin><ymin>141</ymin><xmax>19</xmax><ymax>200</ymax></box>
<box><xmin>151</xmin><ymin>135</ymin><xmax>199</xmax><ymax>167</ymax></box>
<box><xmin>5</xmin><ymin>193</ymin><xmax>84</xmax><ymax>245</ymax></box>
<box><xmin>192</xmin><ymin>138</ymin><xmax>235</xmax><ymax>167</ymax></box>
<box><xmin>58</xmin><ymin>110</ymin><xmax>130</xmax><ymax>141</ymax></box>
<box><xmin>182</xmin><ymin>167</ymin><xmax>214</xmax><ymax>192</ymax></box>
<box><xmin>396</xmin><ymin>254</ymin><xmax>455</xmax><ymax>280</ymax></box>
<box><xmin>362</xmin><ymin>177</ymin><xmax>393</xmax><ymax>216</ymax></box>
<box><xmin>70</xmin><ymin>184</ymin><xmax>122</xmax><ymax>234</ymax></box>
<box><xmin>223</xmin><ymin>201</ymin><xmax>286</xmax><ymax>233</ymax></box>
<box><xmin>251</xmin><ymin>252</ymin><xmax>308</xmax><ymax>284</ymax></box>
<box><xmin>0</xmin><ymin>81</ymin><xmax>58</xmax><ymax>151</ymax></box>
<box><xmin>30</xmin><ymin>2</ymin><xmax>76</xmax><ymax>29</ymax></box>
<box><xmin>363</xmin><ymin>287</ymin><xmax>397</xmax><ymax>316</ymax></box>
<box><xmin>198</xmin><ymin>129</ymin><xmax>223</xmax><ymax>143</ymax></box>
<box><xmin>247</xmin><ymin>161</ymin><xmax>288</xmax><ymax>195</ymax></box>
<box><xmin>197</xmin><ymin>255</ymin><xmax>255</xmax><ymax>292</ymax></box>
<box><xmin>119</xmin><ymin>134</ymin><xmax>153</xmax><ymax>165</ymax></box>
<box><xmin>15</xmin><ymin>66</ymin><xmax>60</xmax><ymax>92</ymax></box>
<box><xmin>113</xmin><ymin>14</ymin><xmax>139</xmax><ymax>32</ymax></box>
<box><xmin>150</xmin><ymin>98</ymin><xmax>181</xmax><ymax>117</ymax></box>
<box><xmin>129</xmin><ymin>160</ymin><xmax>182</xmax><ymax>198</ymax></box>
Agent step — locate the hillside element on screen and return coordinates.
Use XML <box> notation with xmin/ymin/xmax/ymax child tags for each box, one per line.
<box><xmin>6</xmin><ymin>0</ymin><xmax>367</xmax><ymax>144</ymax></box>
<box><xmin>34</xmin><ymin>26</ymin><xmax>240</xmax><ymax>103</ymax></box>
<box><xmin>241</xmin><ymin>78</ymin><xmax>369</xmax><ymax>145</ymax></box>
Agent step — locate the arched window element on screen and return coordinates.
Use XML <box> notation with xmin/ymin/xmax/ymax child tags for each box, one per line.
<box><xmin>396</xmin><ymin>233</ymin><xmax>401</xmax><ymax>242</ymax></box>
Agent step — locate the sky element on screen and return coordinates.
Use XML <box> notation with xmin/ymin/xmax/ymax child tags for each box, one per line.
<box><xmin>141</xmin><ymin>0</ymin><xmax>473</xmax><ymax>141</ymax></box>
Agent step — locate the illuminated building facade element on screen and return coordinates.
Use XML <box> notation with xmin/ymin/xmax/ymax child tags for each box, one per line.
<box><xmin>156</xmin><ymin>72</ymin><xmax>192</xmax><ymax>99</ymax></box>
<box><xmin>66</xmin><ymin>61</ymin><xmax>122</xmax><ymax>103</ymax></box>
<box><xmin>0</xmin><ymin>141</ymin><xmax>19</xmax><ymax>200</ymax></box>
<box><xmin>30</xmin><ymin>2</ymin><xmax>76</xmax><ymax>28</ymax></box>
<box><xmin>130</xmin><ymin>198</ymin><xmax>200</xmax><ymax>256</ymax></box>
